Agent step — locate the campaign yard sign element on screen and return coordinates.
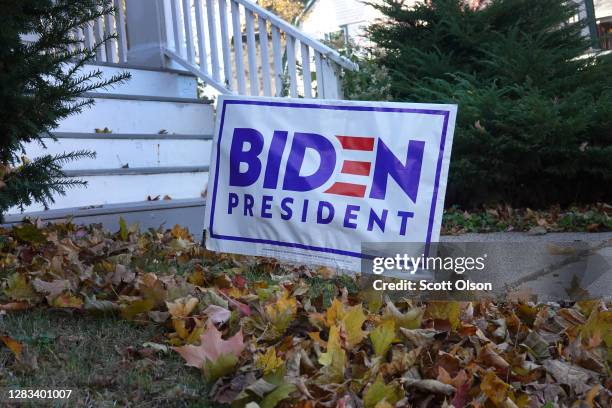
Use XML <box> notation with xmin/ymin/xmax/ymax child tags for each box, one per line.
<box><xmin>204</xmin><ymin>96</ymin><xmax>457</xmax><ymax>271</ymax></box>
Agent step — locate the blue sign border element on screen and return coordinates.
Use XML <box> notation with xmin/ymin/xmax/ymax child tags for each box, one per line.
<box><xmin>208</xmin><ymin>99</ymin><xmax>451</xmax><ymax>259</ymax></box>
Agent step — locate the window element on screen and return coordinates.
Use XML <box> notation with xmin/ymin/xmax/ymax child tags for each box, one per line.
<box><xmin>598</xmin><ymin>21</ymin><xmax>612</xmax><ymax>49</ymax></box>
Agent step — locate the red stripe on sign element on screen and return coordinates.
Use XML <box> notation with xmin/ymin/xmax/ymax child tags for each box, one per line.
<box><xmin>336</xmin><ymin>136</ymin><xmax>375</xmax><ymax>151</ymax></box>
<box><xmin>324</xmin><ymin>182</ymin><xmax>367</xmax><ymax>197</ymax></box>
<box><xmin>341</xmin><ymin>160</ymin><xmax>371</xmax><ymax>176</ymax></box>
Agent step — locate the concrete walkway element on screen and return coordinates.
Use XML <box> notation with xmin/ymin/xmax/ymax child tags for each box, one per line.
<box><xmin>439</xmin><ymin>232</ymin><xmax>612</xmax><ymax>301</ymax></box>
<box><xmin>441</xmin><ymin>231</ymin><xmax>612</xmax><ymax>243</ymax></box>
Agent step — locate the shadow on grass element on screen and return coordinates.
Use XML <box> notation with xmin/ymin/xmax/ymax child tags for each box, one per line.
<box><xmin>0</xmin><ymin>310</ymin><xmax>217</xmax><ymax>407</ymax></box>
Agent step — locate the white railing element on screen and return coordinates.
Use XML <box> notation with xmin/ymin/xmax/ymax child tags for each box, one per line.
<box><xmin>69</xmin><ymin>0</ymin><xmax>128</xmax><ymax>64</ymax></box>
<box><xmin>162</xmin><ymin>0</ymin><xmax>358</xmax><ymax>98</ymax></box>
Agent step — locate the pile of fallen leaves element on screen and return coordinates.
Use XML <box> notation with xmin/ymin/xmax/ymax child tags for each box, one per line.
<box><xmin>1</xmin><ymin>220</ymin><xmax>610</xmax><ymax>407</ymax></box>
<box><xmin>442</xmin><ymin>204</ymin><xmax>612</xmax><ymax>234</ymax></box>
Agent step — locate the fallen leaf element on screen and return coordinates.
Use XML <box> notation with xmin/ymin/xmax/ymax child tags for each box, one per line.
<box><xmin>382</xmin><ymin>301</ymin><xmax>423</xmax><ymax>330</ymax></box>
<box><xmin>166</xmin><ymin>297</ymin><xmax>199</xmax><ymax>319</ymax></box>
<box><xmin>578</xmin><ymin>309</ymin><xmax>611</xmax><ymax>348</ymax></box>
<box><xmin>260</xmin><ymin>383</ymin><xmax>297</xmax><ymax>408</ymax></box>
<box><xmin>370</xmin><ymin>320</ymin><xmax>395</xmax><ymax>357</ymax></box>
<box><xmin>522</xmin><ymin>330</ymin><xmax>551</xmax><ymax>361</ymax></box>
<box><xmin>323</xmin><ymin>299</ymin><xmax>367</xmax><ymax>349</ymax></box>
<box><xmin>1</xmin><ymin>335</ymin><xmax>23</xmax><ymax>361</ymax></box>
<box><xmin>342</xmin><ymin>304</ymin><xmax>367</xmax><ymax>349</ymax></box>
<box><xmin>171</xmin><ymin>224</ymin><xmax>191</xmax><ymax>240</ymax></box>
<box><xmin>0</xmin><ymin>302</ymin><xmax>33</xmax><ymax>311</ymax></box>
<box><xmin>84</xmin><ymin>296</ymin><xmax>120</xmax><ymax>315</ymax></box>
<box><xmin>400</xmin><ymin>328</ymin><xmax>442</xmax><ymax>347</ymax></box>
<box><xmin>403</xmin><ymin>378</ymin><xmax>455</xmax><ymax>395</ymax></box>
<box><xmin>204</xmin><ymin>304</ymin><xmax>231</xmax><ymax>325</ymax></box>
<box><xmin>12</xmin><ymin>224</ymin><xmax>47</xmax><ymax>244</ymax></box>
<box><xmin>478</xmin><ymin>342</ymin><xmax>510</xmax><ymax>370</ymax></box>
<box><xmin>255</xmin><ymin>347</ymin><xmax>284</xmax><ymax>375</ymax></box>
<box><xmin>142</xmin><ymin>342</ymin><xmax>170</xmax><ymax>354</ymax></box>
<box><xmin>363</xmin><ymin>376</ymin><xmax>404</xmax><ymax>408</ymax></box>
<box><xmin>426</xmin><ymin>301</ymin><xmax>461</xmax><ymax>330</ymax></box>
<box><xmin>173</xmin><ymin>321</ymin><xmax>244</xmax><ymax>380</ymax></box>
<box><xmin>318</xmin><ymin>324</ymin><xmax>346</xmax><ymax>383</ymax></box>
<box><xmin>121</xmin><ymin>298</ymin><xmax>155</xmax><ymax>320</ymax></box>
<box><xmin>50</xmin><ymin>293</ymin><xmax>83</xmax><ymax>309</ymax></box>
<box><xmin>111</xmin><ymin>264</ymin><xmax>135</xmax><ymax>285</ymax></box>
<box><xmin>138</xmin><ymin>273</ymin><xmax>167</xmax><ymax>307</ymax></box>
<box><xmin>481</xmin><ymin>370</ymin><xmax>509</xmax><ymax>406</ymax></box>
<box><xmin>5</xmin><ymin>273</ymin><xmax>37</xmax><ymax>301</ymax></box>
<box><xmin>32</xmin><ymin>279</ymin><xmax>71</xmax><ymax>298</ymax></box>
<box><xmin>264</xmin><ymin>290</ymin><xmax>297</xmax><ymax>336</ymax></box>
<box><xmin>585</xmin><ymin>384</ymin><xmax>601</xmax><ymax>408</ymax></box>
<box><xmin>542</xmin><ymin>359</ymin><xmax>598</xmax><ymax>394</ymax></box>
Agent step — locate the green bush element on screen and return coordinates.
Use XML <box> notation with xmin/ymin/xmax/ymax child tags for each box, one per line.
<box><xmin>0</xmin><ymin>0</ymin><xmax>128</xmax><ymax>220</ymax></box>
<box><xmin>363</xmin><ymin>0</ymin><xmax>612</xmax><ymax>208</ymax></box>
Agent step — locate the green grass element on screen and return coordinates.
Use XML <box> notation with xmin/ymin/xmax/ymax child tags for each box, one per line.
<box><xmin>0</xmin><ymin>311</ymin><xmax>215</xmax><ymax>407</ymax></box>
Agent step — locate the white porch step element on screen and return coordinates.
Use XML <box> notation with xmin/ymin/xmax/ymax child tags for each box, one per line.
<box><xmin>26</xmin><ymin>132</ymin><xmax>213</xmax><ymax>170</ymax></box>
<box><xmin>70</xmin><ymin>62</ymin><xmax>199</xmax><ymax>99</ymax></box>
<box><xmin>57</xmin><ymin>93</ymin><xmax>214</xmax><ymax>134</ymax></box>
<box><xmin>14</xmin><ymin>167</ymin><xmax>209</xmax><ymax>213</ymax></box>
<box><xmin>9</xmin><ymin>67</ymin><xmax>214</xmax><ymax>221</ymax></box>
<box><xmin>2</xmin><ymin>198</ymin><xmax>207</xmax><ymax>238</ymax></box>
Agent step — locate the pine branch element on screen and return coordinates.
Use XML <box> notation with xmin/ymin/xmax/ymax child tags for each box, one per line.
<box><xmin>0</xmin><ymin>0</ymin><xmax>130</xmax><ymax>217</ymax></box>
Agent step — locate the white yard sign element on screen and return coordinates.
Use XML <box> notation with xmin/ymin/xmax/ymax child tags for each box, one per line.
<box><xmin>204</xmin><ymin>96</ymin><xmax>457</xmax><ymax>271</ymax></box>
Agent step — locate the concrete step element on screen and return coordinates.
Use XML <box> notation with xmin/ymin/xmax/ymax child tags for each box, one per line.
<box><xmin>68</xmin><ymin>62</ymin><xmax>199</xmax><ymax>99</ymax></box>
<box><xmin>56</xmin><ymin>93</ymin><xmax>214</xmax><ymax>134</ymax></box>
<box><xmin>25</xmin><ymin>132</ymin><xmax>213</xmax><ymax>170</ymax></box>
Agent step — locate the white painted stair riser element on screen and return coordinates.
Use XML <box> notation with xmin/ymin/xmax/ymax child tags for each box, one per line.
<box><xmin>65</xmin><ymin>63</ymin><xmax>199</xmax><ymax>98</ymax></box>
<box><xmin>56</xmin><ymin>97</ymin><xmax>214</xmax><ymax>134</ymax></box>
<box><xmin>10</xmin><ymin>172</ymin><xmax>209</xmax><ymax>213</ymax></box>
<box><xmin>25</xmin><ymin>138</ymin><xmax>212</xmax><ymax>170</ymax></box>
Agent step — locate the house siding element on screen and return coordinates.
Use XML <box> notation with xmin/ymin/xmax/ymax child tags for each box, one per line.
<box><xmin>595</xmin><ymin>0</ymin><xmax>612</xmax><ymax>19</ymax></box>
<box><xmin>299</xmin><ymin>0</ymin><xmax>393</xmax><ymax>45</ymax></box>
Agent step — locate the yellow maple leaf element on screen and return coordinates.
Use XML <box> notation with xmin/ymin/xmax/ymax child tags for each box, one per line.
<box><xmin>363</xmin><ymin>376</ymin><xmax>404</xmax><ymax>408</ymax></box>
<box><xmin>187</xmin><ymin>268</ymin><xmax>206</xmax><ymax>286</ymax></box>
<box><xmin>323</xmin><ymin>299</ymin><xmax>367</xmax><ymax>349</ymax></box>
<box><xmin>579</xmin><ymin>309</ymin><xmax>611</xmax><ymax>347</ymax></box>
<box><xmin>481</xmin><ymin>370</ymin><xmax>510</xmax><ymax>406</ymax></box>
<box><xmin>4</xmin><ymin>273</ymin><xmax>37</xmax><ymax>301</ymax></box>
<box><xmin>172</xmin><ymin>318</ymin><xmax>204</xmax><ymax>344</ymax></box>
<box><xmin>426</xmin><ymin>301</ymin><xmax>461</xmax><ymax>330</ymax></box>
<box><xmin>171</xmin><ymin>224</ymin><xmax>191</xmax><ymax>240</ymax></box>
<box><xmin>264</xmin><ymin>290</ymin><xmax>297</xmax><ymax>334</ymax></box>
<box><xmin>318</xmin><ymin>325</ymin><xmax>346</xmax><ymax>383</ymax></box>
<box><xmin>255</xmin><ymin>346</ymin><xmax>284</xmax><ymax>374</ymax></box>
<box><xmin>166</xmin><ymin>297</ymin><xmax>199</xmax><ymax>319</ymax></box>
<box><xmin>360</xmin><ymin>288</ymin><xmax>384</xmax><ymax>313</ymax></box>
<box><xmin>325</xmin><ymin>298</ymin><xmax>346</xmax><ymax>326</ymax></box>
<box><xmin>370</xmin><ymin>320</ymin><xmax>396</xmax><ymax>357</ymax></box>
<box><xmin>343</xmin><ymin>304</ymin><xmax>367</xmax><ymax>349</ymax></box>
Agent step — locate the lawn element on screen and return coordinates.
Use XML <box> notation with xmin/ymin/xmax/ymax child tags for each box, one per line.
<box><xmin>0</xmin><ymin>310</ymin><xmax>212</xmax><ymax>407</ymax></box>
